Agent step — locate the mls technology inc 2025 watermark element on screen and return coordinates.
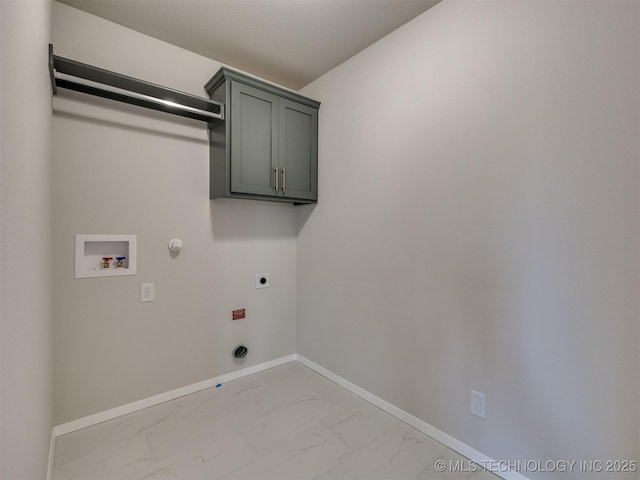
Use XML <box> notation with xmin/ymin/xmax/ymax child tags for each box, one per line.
<box><xmin>434</xmin><ymin>458</ymin><xmax>638</xmax><ymax>474</ymax></box>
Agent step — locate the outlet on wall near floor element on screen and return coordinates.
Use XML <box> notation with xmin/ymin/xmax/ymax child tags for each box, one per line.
<box><xmin>471</xmin><ymin>390</ymin><xmax>485</xmax><ymax>419</ymax></box>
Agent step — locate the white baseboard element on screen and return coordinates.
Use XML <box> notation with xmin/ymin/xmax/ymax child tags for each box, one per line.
<box><xmin>50</xmin><ymin>353</ymin><xmax>527</xmax><ymax>480</ymax></box>
<box><xmin>52</xmin><ymin>354</ymin><xmax>297</xmax><ymax>438</ymax></box>
<box><xmin>295</xmin><ymin>354</ymin><xmax>528</xmax><ymax>480</ymax></box>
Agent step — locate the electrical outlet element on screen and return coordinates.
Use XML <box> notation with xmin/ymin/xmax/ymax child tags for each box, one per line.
<box><xmin>471</xmin><ymin>390</ymin><xmax>486</xmax><ymax>419</ymax></box>
<box><xmin>141</xmin><ymin>283</ymin><xmax>154</xmax><ymax>303</ymax></box>
<box><xmin>256</xmin><ymin>273</ymin><xmax>270</xmax><ymax>289</ymax></box>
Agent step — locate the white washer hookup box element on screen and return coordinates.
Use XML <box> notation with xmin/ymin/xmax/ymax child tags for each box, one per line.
<box><xmin>75</xmin><ymin>234</ymin><xmax>137</xmax><ymax>279</ymax></box>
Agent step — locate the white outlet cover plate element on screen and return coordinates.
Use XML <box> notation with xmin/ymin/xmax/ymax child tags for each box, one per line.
<box><xmin>471</xmin><ymin>390</ymin><xmax>486</xmax><ymax>419</ymax></box>
<box><xmin>141</xmin><ymin>283</ymin><xmax>154</xmax><ymax>302</ymax></box>
<box><xmin>256</xmin><ymin>273</ymin><xmax>270</xmax><ymax>289</ymax></box>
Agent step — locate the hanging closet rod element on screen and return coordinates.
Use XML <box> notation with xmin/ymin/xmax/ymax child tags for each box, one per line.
<box><xmin>48</xmin><ymin>44</ymin><xmax>224</xmax><ymax>123</ymax></box>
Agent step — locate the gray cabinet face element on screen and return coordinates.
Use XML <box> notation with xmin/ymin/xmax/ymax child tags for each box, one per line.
<box><xmin>231</xmin><ymin>83</ymin><xmax>279</xmax><ymax>197</ymax></box>
<box><xmin>206</xmin><ymin>67</ymin><xmax>319</xmax><ymax>204</ymax></box>
<box><xmin>279</xmin><ymin>99</ymin><xmax>318</xmax><ymax>200</ymax></box>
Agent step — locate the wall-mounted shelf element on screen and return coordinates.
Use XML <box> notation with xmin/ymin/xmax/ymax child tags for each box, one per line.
<box><xmin>49</xmin><ymin>44</ymin><xmax>224</xmax><ymax>124</ymax></box>
<box><xmin>75</xmin><ymin>234</ymin><xmax>137</xmax><ymax>279</ymax></box>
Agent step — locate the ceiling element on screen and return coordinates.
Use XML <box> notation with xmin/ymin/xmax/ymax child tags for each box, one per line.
<box><xmin>56</xmin><ymin>0</ymin><xmax>441</xmax><ymax>90</ymax></box>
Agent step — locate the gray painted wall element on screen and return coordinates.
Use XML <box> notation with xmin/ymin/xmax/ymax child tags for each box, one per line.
<box><xmin>52</xmin><ymin>3</ymin><xmax>297</xmax><ymax>424</ymax></box>
<box><xmin>298</xmin><ymin>1</ymin><xmax>639</xmax><ymax>478</ymax></box>
<box><xmin>0</xmin><ymin>0</ymin><xmax>54</xmax><ymax>478</ymax></box>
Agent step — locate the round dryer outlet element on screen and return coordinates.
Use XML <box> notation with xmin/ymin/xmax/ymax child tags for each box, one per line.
<box><xmin>256</xmin><ymin>273</ymin><xmax>270</xmax><ymax>289</ymax></box>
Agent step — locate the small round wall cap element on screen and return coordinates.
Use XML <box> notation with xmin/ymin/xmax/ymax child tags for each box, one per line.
<box><xmin>168</xmin><ymin>239</ymin><xmax>183</xmax><ymax>252</ymax></box>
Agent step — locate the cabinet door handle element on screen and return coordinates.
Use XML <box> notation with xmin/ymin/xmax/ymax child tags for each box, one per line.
<box><xmin>281</xmin><ymin>167</ymin><xmax>286</xmax><ymax>193</ymax></box>
<box><xmin>274</xmin><ymin>166</ymin><xmax>279</xmax><ymax>192</ymax></box>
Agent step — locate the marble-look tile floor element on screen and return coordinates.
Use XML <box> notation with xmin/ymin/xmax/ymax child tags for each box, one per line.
<box><xmin>53</xmin><ymin>361</ymin><xmax>499</xmax><ymax>480</ymax></box>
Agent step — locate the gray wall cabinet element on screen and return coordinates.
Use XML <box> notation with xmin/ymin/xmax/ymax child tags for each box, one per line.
<box><xmin>205</xmin><ymin>68</ymin><xmax>320</xmax><ymax>204</ymax></box>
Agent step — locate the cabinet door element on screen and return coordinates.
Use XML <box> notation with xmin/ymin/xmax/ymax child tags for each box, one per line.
<box><xmin>278</xmin><ymin>99</ymin><xmax>318</xmax><ymax>201</ymax></box>
<box><xmin>230</xmin><ymin>83</ymin><xmax>279</xmax><ymax>197</ymax></box>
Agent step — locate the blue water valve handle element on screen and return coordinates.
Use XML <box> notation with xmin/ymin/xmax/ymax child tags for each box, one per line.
<box><xmin>115</xmin><ymin>256</ymin><xmax>126</xmax><ymax>268</ymax></box>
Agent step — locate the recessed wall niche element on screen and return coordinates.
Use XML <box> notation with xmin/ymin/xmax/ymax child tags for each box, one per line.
<box><xmin>75</xmin><ymin>234</ymin><xmax>137</xmax><ymax>278</ymax></box>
